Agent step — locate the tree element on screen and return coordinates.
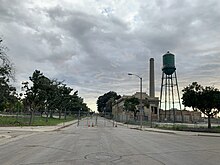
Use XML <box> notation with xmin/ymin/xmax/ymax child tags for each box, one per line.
<box><xmin>47</xmin><ymin>80</ymin><xmax>64</xmax><ymax>119</ymax></box>
<box><xmin>56</xmin><ymin>84</ymin><xmax>73</xmax><ymax>120</ymax></box>
<box><xmin>97</xmin><ymin>91</ymin><xmax>121</xmax><ymax>113</ymax></box>
<box><xmin>182</xmin><ymin>82</ymin><xmax>201</xmax><ymax>111</ymax></box>
<box><xmin>0</xmin><ymin>38</ymin><xmax>16</xmax><ymax>111</ymax></box>
<box><xmin>22</xmin><ymin>70</ymin><xmax>90</xmax><ymax>123</ymax></box>
<box><xmin>0</xmin><ymin>38</ymin><xmax>14</xmax><ymax>79</ymax></box>
<box><xmin>22</xmin><ymin>70</ymin><xmax>51</xmax><ymax>124</ymax></box>
<box><xmin>124</xmin><ymin>97</ymin><xmax>139</xmax><ymax>120</ymax></box>
<box><xmin>182</xmin><ymin>82</ymin><xmax>220</xmax><ymax>128</ymax></box>
<box><xmin>0</xmin><ymin>77</ymin><xmax>17</xmax><ymax>112</ymax></box>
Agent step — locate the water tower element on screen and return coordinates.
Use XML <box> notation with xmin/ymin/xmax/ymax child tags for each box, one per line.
<box><xmin>159</xmin><ymin>51</ymin><xmax>182</xmax><ymax>122</ymax></box>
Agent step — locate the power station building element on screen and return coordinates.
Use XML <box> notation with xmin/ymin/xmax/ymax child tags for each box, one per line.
<box><xmin>112</xmin><ymin>58</ymin><xmax>159</xmax><ymax>122</ymax></box>
<box><xmin>112</xmin><ymin>92</ymin><xmax>159</xmax><ymax>122</ymax></box>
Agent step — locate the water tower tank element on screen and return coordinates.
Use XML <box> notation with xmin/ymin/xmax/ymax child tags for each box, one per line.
<box><xmin>162</xmin><ymin>51</ymin><xmax>176</xmax><ymax>75</ymax></box>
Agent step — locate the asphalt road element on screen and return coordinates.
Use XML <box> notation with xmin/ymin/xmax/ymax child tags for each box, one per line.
<box><xmin>0</xmin><ymin>117</ymin><xmax>220</xmax><ymax>165</ymax></box>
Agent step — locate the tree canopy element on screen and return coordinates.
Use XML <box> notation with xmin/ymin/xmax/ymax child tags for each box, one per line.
<box><xmin>124</xmin><ymin>97</ymin><xmax>139</xmax><ymax>119</ymax></box>
<box><xmin>97</xmin><ymin>91</ymin><xmax>121</xmax><ymax>113</ymax></box>
<box><xmin>182</xmin><ymin>82</ymin><xmax>220</xmax><ymax>128</ymax></box>
<box><xmin>0</xmin><ymin>38</ymin><xmax>16</xmax><ymax>111</ymax></box>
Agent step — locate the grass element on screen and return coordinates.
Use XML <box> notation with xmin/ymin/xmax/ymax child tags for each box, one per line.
<box><xmin>0</xmin><ymin>115</ymin><xmax>76</xmax><ymax>126</ymax></box>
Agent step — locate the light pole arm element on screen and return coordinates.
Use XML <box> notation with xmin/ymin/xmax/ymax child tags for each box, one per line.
<box><xmin>128</xmin><ymin>73</ymin><xmax>141</xmax><ymax>79</ymax></box>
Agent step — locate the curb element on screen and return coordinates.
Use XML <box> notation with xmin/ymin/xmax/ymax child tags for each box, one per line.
<box><xmin>0</xmin><ymin>135</ymin><xmax>11</xmax><ymax>139</ymax></box>
<box><xmin>143</xmin><ymin>129</ymin><xmax>220</xmax><ymax>137</ymax></box>
<box><xmin>197</xmin><ymin>134</ymin><xmax>220</xmax><ymax>137</ymax></box>
<box><xmin>143</xmin><ymin>129</ymin><xmax>176</xmax><ymax>135</ymax></box>
<box><xmin>54</xmin><ymin>120</ymin><xmax>78</xmax><ymax>131</ymax></box>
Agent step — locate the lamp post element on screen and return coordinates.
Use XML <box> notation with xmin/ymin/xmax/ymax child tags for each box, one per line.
<box><xmin>128</xmin><ymin>73</ymin><xmax>143</xmax><ymax>129</ymax></box>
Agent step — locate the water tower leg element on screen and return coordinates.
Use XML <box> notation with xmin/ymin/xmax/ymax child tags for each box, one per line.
<box><xmin>171</xmin><ymin>74</ymin><xmax>176</xmax><ymax>123</ymax></box>
<box><xmin>168</xmin><ymin>75</ymin><xmax>172</xmax><ymax>121</ymax></box>
<box><xmin>159</xmin><ymin>72</ymin><xmax>165</xmax><ymax>121</ymax></box>
<box><xmin>165</xmin><ymin>74</ymin><xmax>168</xmax><ymax>120</ymax></box>
<box><xmin>174</xmin><ymin>71</ymin><xmax>183</xmax><ymax>122</ymax></box>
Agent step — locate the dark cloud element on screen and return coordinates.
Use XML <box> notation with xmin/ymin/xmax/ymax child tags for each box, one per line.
<box><xmin>0</xmin><ymin>0</ymin><xmax>220</xmax><ymax>110</ymax></box>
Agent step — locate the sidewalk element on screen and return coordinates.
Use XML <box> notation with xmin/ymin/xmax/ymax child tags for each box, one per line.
<box><xmin>116</xmin><ymin>121</ymin><xmax>220</xmax><ymax>137</ymax></box>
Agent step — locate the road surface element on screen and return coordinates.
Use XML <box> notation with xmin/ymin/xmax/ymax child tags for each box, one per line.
<box><xmin>0</xmin><ymin>117</ymin><xmax>220</xmax><ymax>165</ymax></box>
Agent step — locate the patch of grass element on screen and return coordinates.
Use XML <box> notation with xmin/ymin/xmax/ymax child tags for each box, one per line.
<box><xmin>0</xmin><ymin>116</ymin><xmax>76</xmax><ymax>126</ymax></box>
<box><xmin>0</xmin><ymin>116</ymin><xmax>20</xmax><ymax>126</ymax></box>
<box><xmin>209</xmin><ymin>127</ymin><xmax>220</xmax><ymax>133</ymax></box>
<box><xmin>172</xmin><ymin>125</ymin><xmax>188</xmax><ymax>131</ymax></box>
<box><xmin>124</xmin><ymin>120</ymin><xmax>140</xmax><ymax>125</ymax></box>
<box><xmin>155</xmin><ymin>124</ymin><xmax>187</xmax><ymax>131</ymax></box>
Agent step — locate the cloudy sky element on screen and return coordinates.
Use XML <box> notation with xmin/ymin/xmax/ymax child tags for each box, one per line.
<box><xmin>1</xmin><ymin>0</ymin><xmax>220</xmax><ymax>111</ymax></box>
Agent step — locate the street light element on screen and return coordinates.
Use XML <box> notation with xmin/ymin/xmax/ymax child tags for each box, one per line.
<box><xmin>128</xmin><ymin>73</ymin><xmax>143</xmax><ymax>129</ymax></box>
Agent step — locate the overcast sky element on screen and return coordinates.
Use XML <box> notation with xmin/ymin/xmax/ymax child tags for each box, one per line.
<box><xmin>1</xmin><ymin>0</ymin><xmax>220</xmax><ymax>111</ymax></box>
